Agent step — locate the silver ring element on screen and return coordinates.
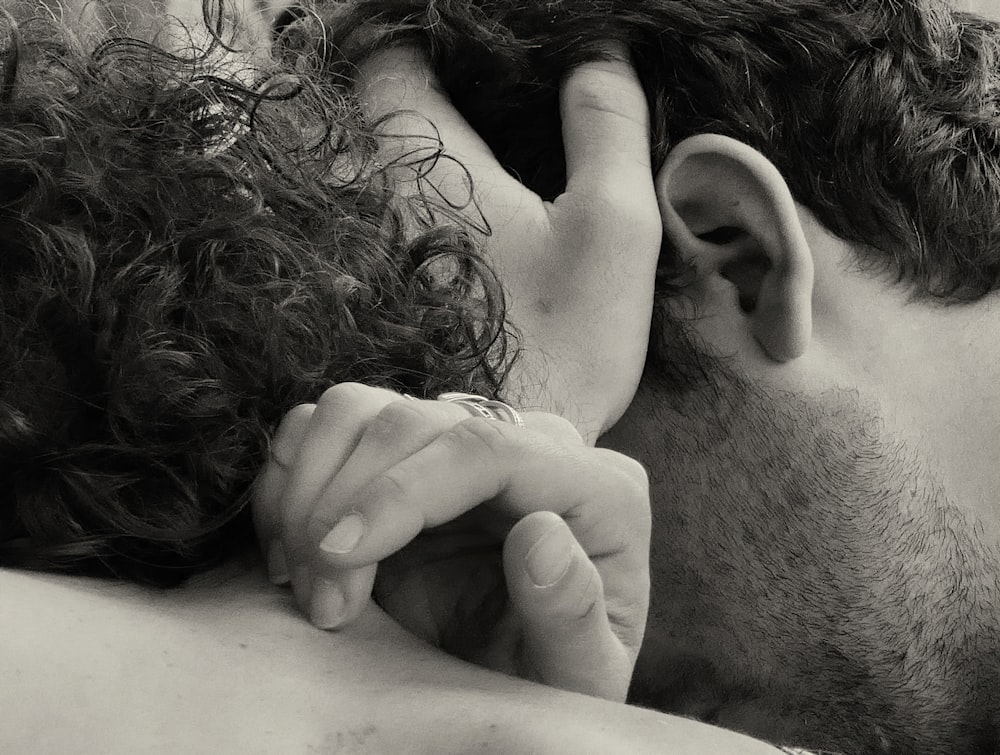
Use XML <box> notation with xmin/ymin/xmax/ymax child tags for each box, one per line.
<box><xmin>437</xmin><ymin>392</ymin><xmax>525</xmax><ymax>428</ymax></box>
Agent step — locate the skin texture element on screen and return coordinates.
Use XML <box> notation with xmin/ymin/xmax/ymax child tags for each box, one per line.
<box><xmin>593</xmin><ymin>127</ymin><xmax>1000</xmax><ymax>753</ymax></box>
<box><xmin>244</xmin><ymin>41</ymin><xmax>661</xmax><ymax>703</ymax></box>
<box><xmin>602</xmin><ymin>331</ymin><xmax>1000</xmax><ymax>753</ymax></box>
<box><xmin>0</xmin><ymin>564</ymin><xmax>787</xmax><ymax>754</ymax></box>
<box><xmin>3</xmin><ymin>3</ymin><xmax>705</xmax><ymax>751</ymax></box>
<box><xmin>313</xmin><ymin>1</ymin><xmax>1000</xmax><ymax>750</ymax></box>
<box><xmin>9</xmin><ymin>1</ymin><xmax>1000</xmax><ymax>751</ymax></box>
<box><xmin>251</xmin><ymin>384</ymin><xmax>651</xmax><ymax>702</ymax></box>
<box><xmin>221</xmin><ymin>2</ymin><xmax>1000</xmax><ymax>750</ymax></box>
<box><xmin>352</xmin><ymin>44</ymin><xmax>661</xmax><ymax>442</ymax></box>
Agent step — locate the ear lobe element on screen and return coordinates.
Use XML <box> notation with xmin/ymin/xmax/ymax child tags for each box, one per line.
<box><xmin>656</xmin><ymin>134</ymin><xmax>814</xmax><ymax>362</ymax></box>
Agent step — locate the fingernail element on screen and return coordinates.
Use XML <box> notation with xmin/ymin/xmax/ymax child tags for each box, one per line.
<box><xmin>309</xmin><ymin>577</ymin><xmax>346</xmax><ymax>629</ymax></box>
<box><xmin>525</xmin><ymin>522</ymin><xmax>574</xmax><ymax>588</ymax></box>
<box><xmin>319</xmin><ymin>513</ymin><xmax>365</xmax><ymax>555</ymax></box>
<box><xmin>267</xmin><ymin>539</ymin><xmax>290</xmax><ymax>585</ymax></box>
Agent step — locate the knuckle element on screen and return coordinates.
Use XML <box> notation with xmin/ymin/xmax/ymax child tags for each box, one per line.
<box><xmin>367</xmin><ymin>466</ymin><xmax>412</xmax><ymax>510</ymax></box>
<box><xmin>540</xmin><ymin>412</ymin><xmax>584</xmax><ymax>445</ymax></box>
<box><xmin>521</xmin><ymin>412</ymin><xmax>583</xmax><ymax>446</ymax></box>
<box><xmin>591</xmin><ymin>449</ymin><xmax>651</xmax><ymax>536</ymax></box>
<box><xmin>565</xmin><ymin>68</ymin><xmax>642</xmax><ymax>120</ymax></box>
<box><xmin>315</xmin><ymin>382</ymin><xmax>371</xmax><ymax>417</ymax></box>
<box><xmin>443</xmin><ymin>415</ymin><xmax>517</xmax><ymax>459</ymax></box>
<box><xmin>367</xmin><ymin>398</ymin><xmax>428</xmax><ymax>442</ymax></box>
<box><xmin>604</xmin><ymin>450</ymin><xmax>650</xmax><ymax>492</ymax></box>
<box><xmin>286</xmin><ymin>402</ymin><xmax>319</xmax><ymax>423</ymax></box>
<box><xmin>594</xmin><ymin>448</ymin><xmax>649</xmax><ymax>488</ymax></box>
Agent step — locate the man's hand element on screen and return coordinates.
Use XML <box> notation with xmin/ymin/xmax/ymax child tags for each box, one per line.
<box><xmin>357</xmin><ymin>45</ymin><xmax>661</xmax><ymax>443</ymax></box>
<box><xmin>253</xmin><ymin>384</ymin><xmax>651</xmax><ymax>702</ymax></box>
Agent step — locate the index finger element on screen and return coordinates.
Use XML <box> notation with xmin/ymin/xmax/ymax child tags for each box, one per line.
<box><xmin>308</xmin><ymin>417</ymin><xmax>651</xmax><ymax>582</ymax></box>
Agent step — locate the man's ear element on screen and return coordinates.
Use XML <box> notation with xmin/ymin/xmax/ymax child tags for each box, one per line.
<box><xmin>656</xmin><ymin>134</ymin><xmax>813</xmax><ymax>362</ymax></box>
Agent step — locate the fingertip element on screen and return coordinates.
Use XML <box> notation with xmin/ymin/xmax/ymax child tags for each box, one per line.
<box><xmin>559</xmin><ymin>46</ymin><xmax>653</xmax><ymax>188</ymax></box>
<box><xmin>307</xmin><ymin>564</ymin><xmax>378</xmax><ymax>631</ymax></box>
<box><xmin>504</xmin><ymin>515</ymin><xmax>625</xmax><ymax>700</ymax></box>
<box><xmin>308</xmin><ymin>575</ymin><xmax>347</xmax><ymax>630</ymax></box>
<box><xmin>505</xmin><ymin>513</ymin><xmax>600</xmax><ymax>611</ymax></box>
<box><xmin>267</xmin><ymin>538</ymin><xmax>290</xmax><ymax>585</ymax></box>
<box><xmin>523</xmin><ymin>518</ymin><xmax>575</xmax><ymax>588</ymax></box>
<box><xmin>503</xmin><ymin>510</ymin><xmax>565</xmax><ymax>565</ymax></box>
<box><xmin>307</xmin><ymin>482</ymin><xmax>425</xmax><ymax>570</ymax></box>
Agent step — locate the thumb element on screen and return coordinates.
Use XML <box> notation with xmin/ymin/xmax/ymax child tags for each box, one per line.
<box><xmin>503</xmin><ymin>511</ymin><xmax>632</xmax><ymax>702</ymax></box>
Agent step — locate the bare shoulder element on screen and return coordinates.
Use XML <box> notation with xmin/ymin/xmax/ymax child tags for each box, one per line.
<box><xmin>0</xmin><ymin>565</ymin><xmax>383</xmax><ymax>752</ymax></box>
<box><xmin>0</xmin><ymin>566</ymin><xmax>782</xmax><ymax>754</ymax></box>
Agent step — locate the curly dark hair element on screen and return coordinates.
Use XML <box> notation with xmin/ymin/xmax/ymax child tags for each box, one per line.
<box><xmin>8</xmin><ymin>0</ymin><xmax>997</xmax><ymax>585</ymax></box>
<box><xmin>0</xmin><ymin>2</ymin><xmax>512</xmax><ymax>585</ymax></box>
<box><xmin>314</xmin><ymin>0</ymin><xmax>1000</xmax><ymax>302</ymax></box>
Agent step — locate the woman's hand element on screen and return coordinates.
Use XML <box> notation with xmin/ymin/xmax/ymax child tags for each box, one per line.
<box><xmin>253</xmin><ymin>32</ymin><xmax>658</xmax><ymax>702</ymax></box>
<box><xmin>356</xmin><ymin>45</ymin><xmax>661</xmax><ymax>443</ymax></box>
<box><xmin>252</xmin><ymin>383</ymin><xmax>651</xmax><ymax>702</ymax></box>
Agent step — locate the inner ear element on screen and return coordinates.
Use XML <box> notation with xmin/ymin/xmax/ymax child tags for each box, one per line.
<box><xmin>657</xmin><ymin>134</ymin><xmax>814</xmax><ymax>361</ymax></box>
<box><xmin>699</xmin><ymin>226</ymin><xmax>773</xmax><ymax>313</ymax></box>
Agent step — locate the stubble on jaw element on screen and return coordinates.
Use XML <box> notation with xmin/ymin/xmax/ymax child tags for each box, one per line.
<box><xmin>600</xmin><ymin>322</ymin><xmax>1000</xmax><ymax>754</ymax></box>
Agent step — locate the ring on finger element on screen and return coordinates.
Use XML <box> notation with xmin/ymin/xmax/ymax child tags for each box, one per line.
<box><xmin>437</xmin><ymin>392</ymin><xmax>525</xmax><ymax>428</ymax></box>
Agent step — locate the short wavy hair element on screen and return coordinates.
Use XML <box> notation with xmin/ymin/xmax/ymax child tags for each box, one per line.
<box><xmin>0</xmin><ymin>2</ymin><xmax>511</xmax><ymax>585</ymax></box>
<box><xmin>318</xmin><ymin>0</ymin><xmax>1000</xmax><ymax>301</ymax></box>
